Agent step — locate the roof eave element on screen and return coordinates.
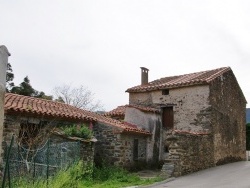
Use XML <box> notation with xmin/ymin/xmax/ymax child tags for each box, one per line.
<box><xmin>121</xmin><ymin>129</ymin><xmax>152</xmax><ymax>136</ymax></box>
<box><xmin>4</xmin><ymin>109</ymin><xmax>96</xmax><ymax>123</ymax></box>
<box><xmin>126</xmin><ymin>82</ymin><xmax>209</xmax><ymax>93</ymax></box>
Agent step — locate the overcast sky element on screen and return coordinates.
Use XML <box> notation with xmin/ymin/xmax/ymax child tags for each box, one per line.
<box><xmin>1</xmin><ymin>0</ymin><xmax>250</xmax><ymax>111</ymax></box>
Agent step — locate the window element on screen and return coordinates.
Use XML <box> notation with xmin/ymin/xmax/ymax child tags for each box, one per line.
<box><xmin>162</xmin><ymin>89</ymin><xmax>169</xmax><ymax>95</ymax></box>
<box><xmin>162</xmin><ymin>106</ymin><xmax>174</xmax><ymax>129</ymax></box>
<box><xmin>133</xmin><ymin>139</ymin><xmax>139</xmax><ymax>161</ymax></box>
<box><xmin>164</xmin><ymin>145</ymin><xmax>169</xmax><ymax>153</ymax></box>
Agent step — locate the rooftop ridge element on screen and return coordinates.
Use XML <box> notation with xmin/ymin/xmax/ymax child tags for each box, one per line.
<box><xmin>4</xmin><ymin>93</ymin><xmax>150</xmax><ymax>135</ymax></box>
<box><xmin>126</xmin><ymin>67</ymin><xmax>230</xmax><ymax>93</ymax></box>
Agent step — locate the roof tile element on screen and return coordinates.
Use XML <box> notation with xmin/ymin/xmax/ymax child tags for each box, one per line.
<box><xmin>4</xmin><ymin>93</ymin><xmax>150</xmax><ymax>135</ymax></box>
<box><xmin>126</xmin><ymin>67</ymin><xmax>231</xmax><ymax>92</ymax></box>
<box><xmin>104</xmin><ymin>105</ymin><xmax>127</xmax><ymax>117</ymax></box>
<box><xmin>104</xmin><ymin>104</ymin><xmax>160</xmax><ymax>117</ymax></box>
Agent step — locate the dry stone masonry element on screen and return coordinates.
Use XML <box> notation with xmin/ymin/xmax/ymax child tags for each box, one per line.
<box><xmin>126</xmin><ymin>67</ymin><xmax>246</xmax><ymax>177</ymax></box>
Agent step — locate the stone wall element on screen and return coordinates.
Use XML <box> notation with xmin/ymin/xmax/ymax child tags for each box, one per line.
<box><xmin>124</xmin><ymin>107</ymin><xmax>163</xmax><ymax>165</ymax></box>
<box><xmin>129</xmin><ymin>85</ymin><xmax>211</xmax><ymax>132</ymax></box>
<box><xmin>50</xmin><ymin>134</ymin><xmax>94</xmax><ymax>174</ymax></box>
<box><xmin>2</xmin><ymin>115</ymin><xmax>93</xmax><ymax>161</ymax></box>
<box><xmin>129</xmin><ymin>92</ymin><xmax>152</xmax><ymax>106</ymax></box>
<box><xmin>93</xmin><ymin>122</ymin><xmax>148</xmax><ymax>169</ymax></box>
<box><xmin>3</xmin><ymin>114</ymin><xmax>95</xmax><ymax>176</ymax></box>
<box><xmin>156</xmin><ymin>86</ymin><xmax>211</xmax><ymax>133</ymax></box>
<box><xmin>129</xmin><ymin>86</ymin><xmax>213</xmax><ymax>169</ymax></box>
<box><xmin>163</xmin><ymin>132</ymin><xmax>214</xmax><ymax>177</ymax></box>
<box><xmin>209</xmin><ymin>70</ymin><xmax>246</xmax><ymax>164</ymax></box>
<box><xmin>2</xmin><ymin>115</ymin><xmax>20</xmax><ymax>156</ymax></box>
<box><xmin>3</xmin><ymin>115</ymin><xmax>59</xmax><ymax>152</ymax></box>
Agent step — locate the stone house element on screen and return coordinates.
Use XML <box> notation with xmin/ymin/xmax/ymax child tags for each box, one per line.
<box><xmin>104</xmin><ymin>104</ymin><xmax>163</xmax><ymax>168</ymax></box>
<box><xmin>104</xmin><ymin>105</ymin><xmax>127</xmax><ymax>120</ymax></box>
<box><xmin>92</xmin><ymin>105</ymin><xmax>152</xmax><ymax>169</ymax></box>
<box><xmin>2</xmin><ymin>93</ymin><xmax>151</xmax><ymax>171</ymax></box>
<box><xmin>3</xmin><ymin>93</ymin><xmax>97</xmax><ymax>173</ymax></box>
<box><xmin>108</xmin><ymin>67</ymin><xmax>246</xmax><ymax>176</ymax></box>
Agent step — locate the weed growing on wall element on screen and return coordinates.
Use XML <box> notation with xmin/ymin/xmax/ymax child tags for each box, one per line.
<box><xmin>62</xmin><ymin>124</ymin><xmax>93</xmax><ymax>139</ymax></box>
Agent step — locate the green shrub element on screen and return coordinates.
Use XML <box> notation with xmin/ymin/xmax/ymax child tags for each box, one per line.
<box><xmin>12</xmin><ymin>161</ymin><xmax>86</xmax><ymax>188</ymax></box>
<box><xmin>93</xmin><ymin>164</ymin><xmax>134</xmax><ymax>182</ymax></box>
<box><xmin>62</xmin><ymin>124</ymin><xmax>93</xmax><ymax>139</ymax></box>
<box><xmin>11</xmin><ymin>162</ymin><xmax>164</xmax><ymax>188</ymax></box>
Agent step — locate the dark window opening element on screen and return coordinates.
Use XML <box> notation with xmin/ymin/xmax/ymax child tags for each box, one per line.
<box><xmin>164</xmin><ymin>146</ymin><xmax>169</xmax><ymax>153</ymax></box>
<box><xmin>133</xmin><ymin>139</ymin><xmax>139</xmax><ymax>161</ymax></box>
<box><xmin>162</xmin><ymin>89</ymin><xmax>169</xmax><ymax>95</ymax></box>
<box><xmin>162</xmin><ymin>106</ymin><xmax>174</xmax><ymax>129</ymax></box>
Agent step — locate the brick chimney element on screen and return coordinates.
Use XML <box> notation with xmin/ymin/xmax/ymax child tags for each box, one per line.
<box><xmin>140</xmin><ymin>67</ymin><xmax>149</xmax><ymax>85</ymax></box>
<box><xmin>0</xmin><ymin>45</ymin><xmax>10</xmax><ymax>163</ymax></box>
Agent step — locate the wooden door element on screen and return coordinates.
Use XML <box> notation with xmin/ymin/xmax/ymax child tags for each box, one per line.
<box><xmin>133</xmin><ymin>139</ymin><xmax>139</xmax><ymax>161</ymax></box>
<box><xmin>162</xmin><ymin>107</ymin><xmax>174</xmax><ymax>129</ymax></box>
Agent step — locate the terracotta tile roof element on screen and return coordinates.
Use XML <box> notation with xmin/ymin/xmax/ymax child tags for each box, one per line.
<box><xmin>123</xmin><ymin>122</ymin><xmax>138</xmax><ymax>128</ymax></box>
<box><xmin>4</xmin><ymin>93</ymin><xmax>151</xmax><ymax>135</ymax></box>
<box><xmin>127</xmin><ymin>104</ymin><xmax>160</xmax><ymax>114</ymax></box>
<box><xmin>95</xmin><ymin>115</ymin><xmax>151</xmax><ymax>135</ymax></box>
<box><xmin>126</xmin><ymin>67</ymin><xmax>231</xmax><ymax>93</ymax></box>
<box><xmin>4</xmin><ymin>93</ymin><xmax>97</xmax><ymax>121</ymax></box>
<box><xmin>104</xmin><ymin>105</ymin><xmax>127</xmax><ymax>117</ymax></box>
<box><xmin>104</xmin><ymin>104</ymin><xmax>160</xmax><ymax>117</ymax></box>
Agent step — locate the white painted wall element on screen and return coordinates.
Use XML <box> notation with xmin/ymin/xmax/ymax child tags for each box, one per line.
<box><xmin>0</xmin><ymin>45</ymin><xmax>10</xmax><ymax>163</ymax></box>
<box><xmin>124</xmin><ymin>107</ymin><xmax>163</xmax><ymax>162</ymax></box>
<box><xmin>0</xmin><ymin>46</ymin><xmax>10</xmax><ymax>88</ymax></box>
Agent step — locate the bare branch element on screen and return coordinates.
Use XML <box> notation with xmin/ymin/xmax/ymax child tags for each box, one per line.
<box><xmin>53</xmin><ymin>84</ymin><xmax>104</xmax><ymax>111</ymax></box>
<box><xmin>16</xmin><ymin>119</ymin><xmax>56</xmax><ymax>173</ymax></box>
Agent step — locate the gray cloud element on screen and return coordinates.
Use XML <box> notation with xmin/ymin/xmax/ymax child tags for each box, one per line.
<box><xmin>1</xmin><ymin>0</ymin><xmax>250</xmax><ymax>110</ymax></box>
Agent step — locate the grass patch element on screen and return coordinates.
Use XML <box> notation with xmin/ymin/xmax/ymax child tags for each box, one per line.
<box><xmin>9</xmin><ymin>162</ymin><xmax>164</xmax><ymax>188</ymax></box>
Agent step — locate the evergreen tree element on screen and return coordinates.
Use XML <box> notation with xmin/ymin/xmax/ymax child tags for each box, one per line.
<box><xmin>6</xmin><ymin>62</ymin><xmax>14</xmax><ymax>92</ymax></box>
<box><xmin>35</xmin><ymin>91</ymin><xmax>53</xmax><ymax>100</ymax></box>
<box><xmin>10</xmin><ymin>76</ymin><xmax>53</xmax><ymax>100</ymax></box>
<box><xmin>11</xmin><ymin>76</ymin><xmax>36</xmax><ymax>96</ymax></box>
<box><xmin>6</xmin><ymin>63</ymin><xmax>53</xmax><ymax>99</ymax></box>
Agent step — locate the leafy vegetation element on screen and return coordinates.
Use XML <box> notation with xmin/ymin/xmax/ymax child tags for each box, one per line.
<box><xmin>11</xmin><ymin>162</ymin><xmax>164</xmax><ymax>188</ymax></box>
<box><xmin>62</xmin><ymin>124</ymin><xmax>93</xmax><ymax>139</ymax></box>
<box><xmin>6</xmin><ymin>62</ymin><xmax>14</xmax><ymax>92</ymax></box>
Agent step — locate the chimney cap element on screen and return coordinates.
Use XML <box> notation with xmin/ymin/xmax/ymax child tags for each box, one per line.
<box><xmin>0</xmin><ymin>45</ymin><xmax>11</xmax><ymax>56</ymax></box>
<box><xmin>140</xmin><ymin>67</ymin><xmax>149</xmax><ymax>71</ymax></box>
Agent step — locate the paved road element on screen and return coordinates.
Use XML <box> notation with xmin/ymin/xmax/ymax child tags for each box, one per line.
<box><xmin>150</xmin><ymin>161</ymin><xmax>250</xmax><ymax>188</ymax></box>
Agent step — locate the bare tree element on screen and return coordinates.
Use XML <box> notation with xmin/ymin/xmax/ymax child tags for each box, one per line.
<box><xmin>17</xmin><ymin>120</ymin><xmax>55</xmax><ymax>172</ymax></box>
<box><xmin>53</xmin><ymin>84</ymin><xmax>104</xmax><ymax>111</ymax></box>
